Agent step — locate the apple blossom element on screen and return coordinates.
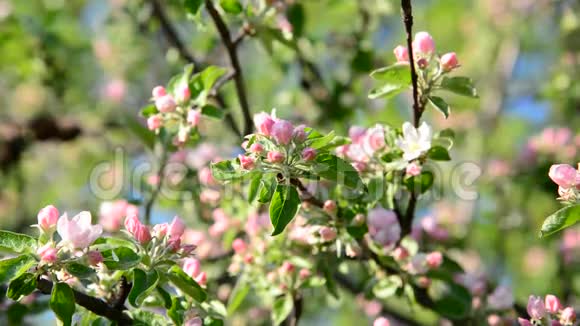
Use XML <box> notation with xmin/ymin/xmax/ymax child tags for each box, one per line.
<box><xmin>267</xmin><ymin>151</ymin><xmax>285</xmax><ymax>163</ymax></box>
<box><xmin>319</xmin><ymin>226</ymin><xmax>337</xmax><ymax>242</ymax></box>
<box><xmin>169</xmin><ymin>216</ymin><xmax>186</xmax><ymax>239</ymax></box>
<box><xmin>195</xmin><ymin>271</ymin><xmax>207</xmax><ymax>286</ymax></box>
<box><xmin>527</xmin><ymin>295</ymin><xmax>546</xmax><ymax>320</ymax></box>
<box><xmin>393</xmin><ymin>45</ymin><xmax>409</xmax><ymax>62</ymax></box>
<box><xmin>253</xmin><ymin>112</ymin><xmax>275</xmax><ymax>136</ymax></box>
<box><xmin>301</xmin><ymin>147</ymin><xmax>316</xmax><ymax>161</ymax></box>
<box><xmin>441</xmin><ymin>52</ymin><xmax>459</xmax><ymax>71</ymax></box>
<box><xmin>396</xmin><ymin>122</ymin><xmax>433</xmax><ymax>161</ymax></box>
<box><xmin>412</xmin><ymin>31</ymin><xmax>435</xmax><ymax>56</ymax></box>
<box><xmin>392</xmin><ymin>247</ymin><xmax>409</xmax><ymax>261</ymax></box>
<box><xmin>545</xmin><ymin>294</ymin><xmax>562</xmax><ymax>314</ymax></box>
<box><xmin>151</xmin><ymin>86</ymin><xmax>166</xmax><ymax>99</ymax></box>
<box><xmin>374</xmin><ymin>317</ymin><xmax>390</xmax><ymax>326</ymax></box>
<box><xmin>518</xmin><ymin>318</ymin><xmax>532</xmax><ymax>326</ymax></box>
<box><xmin>549</xmin><ymin>164</ymin><xmax>578</xmax><ymax>189</ymax></box>
<box><xmin>561</xmin><ymin>307</ymin><xmax>576</xmax><ymax>325</ymax></box>
<box><xmin>299</xmin><ymin>268</ymin><xmax>311</xmax><ymax>280</ymax></box>
<box><xmin>183</xmin><ymin>258</ymin><xmax>202</xmax><ymax>278</ymax></box>
<box><xmin>238</xmin><ymin>155</ymin><xmax>255</xmax><ymax>170</ymax></box>
<box><xmin>487</xmin><ymin>285</ymin><xmax>515</xmax><ymax>310</ymax></box>
<box><xmin>232</xmin><ymin>238</ymin><xmax>247</xmax><ymax>254</ymax></box>
<box><xmin>57</xmin><ymin>211</ymin><xmax>103</xmax><ymax>249</ymax></box>
<box><xmin>187</xmin><ymin>110</ymin><xmax>201</xmax><ymax>127</ymax></box>
<box><xmin>323</xmin><ymin>200</ymin><xmax>337</xmax><ymax>214</ymax></box>
<box><xmin>134</xmin><ymin>224</ymin><xmax>152</xmax><ymax>244</ymax></box>
<box><xmin>426</xmin><ymin>251</ymin><xmax>443</xmax><ymax>268</ymax></box>
<box><xmin>87</xmin><ymin>251</ymin><xmax>103</xmax><ymax>266</ymax></box>
<box><xmin>37</xmin><ymin>244</ymin><xmax>58</xmax><ymax>263</ymax></box>
<box><xmin>281</xmin><ymin>261</ymin><xmax>294</xmax><ymax>274</ymax></box>
<box><xmin>249</xmin><ymin>143</ymin><xmax>264</xmax><ymax>153</ymax></box>
<box><xmin>293</xmin><ymin>124</ymin><xmax>307</xmax><ymax>142</ymax></box>
<box><xmin>155</xmin><ymin>94</ymin><xmax>177</xmax><ymax>113</ymax></box>
<box><xmin>37</xmin><ymin>205</ymin><xmax>59</xmax><ymax>232</ymax></box>
<box><xmin>271</xmin><ymin>119</ymin><xmax>294</xmax><ymax>145</ymax></box>
<box><xmin>184</xmin><ymin>317</ymin><xmax>203</xmax><ymax>326</ymax></box>
<box><xmin>406</xmin><ymin>162</ymin><xmax>422</xmax><ymax>176</ymax></box>
<box><xmin>176</xmin><ymin>84</ymin><xmax>191</xmax><ymax>103</ymax></box>
<box><xmin>124</xmin><ymin>215</ymin><xmax>141</xmax><ymax>235</ymax></box>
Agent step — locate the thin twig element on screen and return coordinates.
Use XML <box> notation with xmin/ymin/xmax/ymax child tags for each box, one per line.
<box><xmin>37</xmin><ymin>278</ymin><xmax>133</xmax><ymax>325</ymax></box>
<box><xmin>289</xmin><ymin>178</ymin><xmax>324</xmax><ymax>207</ymax></box>
<box><xmin>205</xmin><ymin>0</ymin><xmax>253</xmax><ymax>136</ymax></box>
<box><xmin>400</xmin><ymin>0</ymin><xmax>421</xmax><ymax>127</ymax></box>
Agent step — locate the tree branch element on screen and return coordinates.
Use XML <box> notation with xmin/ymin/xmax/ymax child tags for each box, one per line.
<box><xmin>205</xmin><ymin>0</ymin><xmax>253</xmax><ymax>136</ymax></box>
<box><xmin>149</xmin><ymin>0</ymin><xmax>242</xmax><ymax>139</ymax></box>
<box><xmin>400</xmin><ymin>0</ymin><xmax>421</xmax><ymax>127</ymax></box>
<box><xmin>37</xmin><ymin>278</ymin><xmax>133</xmax><ymax>325</ymax></box>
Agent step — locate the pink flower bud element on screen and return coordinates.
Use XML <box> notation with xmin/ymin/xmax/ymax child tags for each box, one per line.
<box><xmin>124</xmin><ymin>215</ymin><xmax>141</xmax><ymax>235</ymax></box>
<box><xmin>253</xmin><ymin>112</ymin><xmax>275</xmax><ymax>136</ymax></box>
<box><xmin>243</xmin><ymin>254</ymin><xmax>254</xmax><ymax>264</ymax></box>
<box><xmin>527</xmin><ymin>295</ymin><xmax>547</xmax><ymax>320</ymax></box>
<box><xmin>487</xmin><ymin>315</ymin><xmax>502</xmax><ymax>326</ymax></box>
<box><xmin>518</xmin><ymin>318</ymin><xmax>532</xmax><ymax>326</ymax></box>
<box><xmin>393</xmin><ymin>45</ymin><xmax>409</xmax><ymax>62</ymax></box>
<box><xmin>153</xmin><ymin>223</ymin><xmax>169</xmax><ymax>238</ymax></box>
<box><xmin>267</xmin><ymin>151</ymin><xmax>285</xmax><ymax>163</ymax></box>
<box><xmin>323</xmin><ymin>200</ymin><xmax>337</xmax><ymax>214</ymax></box>
<box><xmin>185</xmin><ymin>317</ymin><xmax>203</xmax><ymax>326</ymax></box>
<box><xmin>426</xmin><ymin>251</ymin><xmax>443</xmax><ymax>268</ymax></box>
<box><xmin>561</xmin><ymin>307</ymin><xmax>576</xmax><ymax>325</ymax></box>
<box><xmin>545</xmin><ymin>294</ymin><xmax>562</xmax><ymax>314</ymax></box>
<box><xmin>195</xmin><ymin>271</ymin><xmax>207</xmax><ymax>286</ymax></box>
<box><xmin>155</xmin><ymin>94</ymin><xmax>177</xmax><ymax>113</ymax></box>
<box><xmin>183</xmin><ymin>258</ymin><xmax>201</xmax><ymax>278</ymax></box>
<box><xmin>232</xmin><ymin>238</ymin><xmax>247</xmax><ymax>254</ymax></box>
<box><xmin>87</xmin><ymin>251</ymin><xmax>103</xmax><ymax>266</ymax></box>
<box><xmin>302</xmin><ymin>147</ymin><xmax>317</xmax><ymax>161</ymax></box>
<box><xmin>181</xmin><ymin>244</ymin><xmax>196</xmax><ymax>255</ymax></box>
<box><xmin>293</xmin><ymin>124</ymin><xmax>307</xmax><ymax>142</ymax></box>
<box><xmin>238</xmin><ymin>155</ymin><xmax>255</xmax><ymax>170</ymax></box>
<box><xmin>249</xmin><ymin>143</ymin><xmax>264</xmax><ymax>153</ymax></box>
<box><xmin>412</xmin><ymin>31</ymin><xmax>435</xmax><ymax>55</ymax></box>
<box><xmin>417</xmin><ymin>58</ymin><xmax>429</xmax><ymax>69</ymax></box>
<box><xmin>299</xmin><ymin>268</ymin><xmax>311</xmax><ymax>280</ymax></box>
<box><xmin>373</xmin><ymin>317</ymin><xmax>390</xmax><ymax>326</ymax></box>
<box><xmin>147</xmin><ymin>114</ymin><xmax>163</xmax><ymax>130</ymax></box>
<box><xmin>176</xmin><ymin>85</ymin><xmax>191</xmax><ymax>103</ymax></box>
<box><xmin>134</xmin><ymin>224</ymin><xmax>152</xmax><ymax>244</ymax></box>
<box><xmin>441</xmin><ymin>52</ymin><xmax>459</xmax><ymax>71</ymax></box>
<box><xmin>418</xmin><ymin>276</ymin><xmax>431</xmax><ymax>288</ymax></box>
<box><xmin>353</xmin><ymin>214</ymin><xmax>366</xmax><ymax>225</ymax></box>
<box><xmin>406</xmin><ymin>162</ymin><xmax>422</xmax><ymax>176</ymax></box>
<box><xmin>281</xmin><ymin>261</ymin><xmax>294</xmax><ymax>274</ymax></box>
<box><xmin>38</xmin><ymin>205</ymin><xmax>59</xmax><ymax>232</ymax></box>
<box><xmin>549</xmin><ymin>164</ymin><xmax>578</xmax><ymax>189</ymax></box>
<box><xmin>169</xmin><ymin>217</ymin><xmax>186</xmax><ymax>239</ymax></box>
<box><xmin>271</xmin><ymin>120</ymin><xmax>294</xmax><ymax>145</ymax></box>
<box><xmin>168</xmin><ymin>237</ymin><xmax>181</xmax><ymax>251</ymax></box>
<box><xmin>319</xmin><ymin>227</ymin><xmax>337</xmax><ymax>242</ymax></box>
<box><xmin>392</xmin><ymin>247</ymin><xmax>409</xmax><ymax>261</ymax></box>
<box><xmin>37</xmin><ymin>244</ymin><xmax>57</xmax><ymax>263</ymax></box>
<box><xmin>187</xmin><ymin>110</ymin><xmax>201</xmax><ymax>127</ymax></box>
<box><xmin>152</xmin><ymin>86</ymin><xmax>166</xmax><ymax>99</ymax></box>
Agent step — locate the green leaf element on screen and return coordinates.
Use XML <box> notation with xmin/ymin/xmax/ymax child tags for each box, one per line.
<box><xmin>269</xmin><ymin>184</ymin><xmax>301</xmax><ymax>236</ymax></box>
<box><xmin>427</xmin><ymin>146</ymin><xmax>451</xmax><ymax>161</ymax></box>
<box><xmin>167</xmin><ymin>265</ymin><xmax>207</xmax><ymax>302</ymax></box>
<box><xmin>201</xmin><ymin>104</ymin><xmax>225</xmax><ymax>120</ymax></box>
<box><xmin>373</xmin><ymin>275</ymin><xmax>402</xmax><ymax>299</ymax></box>
<box><xmin>211</xmin><ymin>159</ymin><xmax>247</xmax><ymax>181</ymax></box>
<box><xmin>7</xmin><ymin>272</ymin><xmax>37</xmax><ymax>300</ymax></box>
<box><xmin>184</xmin><ymin>0</ymin><xmax>204</xmax><ymax>15</ymax></box>
<box><xmin>124</xmin><ymin>114</ymin><xmax>155</xmax><ymax>150</ymax></box>
<box><xmin>426</xmin><ymin>280</ymin><xmax>472</xmax><ymax>320</ymax></box>
<box><xmin>157</xmin><ymin>286</ymin><xmax>172</xmax><ymax>309</ymax></box>
<box><xmin>50</xmin><ymin>282</ymin><xmax>75</xmax><ymax>326</ymax></box>
<box><xmin>227</xmin><ymin>278</ymin><xmax>250</xmax><ymax>315</ymax></box>
<box><xmin>140</xmin><ymin>104</ymin><xmax>158</xmax><ymax>118</ymax></box>
<box><xmin>220</xmin><ymin>0</ymin><xmax>243</xmax><ymax>14</ymax></box>
<box><xmin>128</xmin><ymin>269</ymin><xmax>159</xmax><ymax>307</ymax></box>
<box><xmin>440</xmin><ymin>76</ymin><xmax>478</xmax><ymax>98</ymax></box>
<box><xmin>313</xmin><ymin>153</ymin><xmax>363</xmax><ymax>189</ymax></box>
<box><xmin>247</xmin><ymin>173</ymin><xmax>262</xmax><ymax>203</ymax></box>
<box><xmin>168</xmin><ymin>297</ymin><xmax>185</xmax><ymax>325</ymax></box>
<box><xmin>366</xmin><ymin>177</ymin><xmax>385</xmax><ymax>202</ymax></box>
<box><xmin>201</xmin><ymin>66</ymin><xmax>227</xmax><ymax>92</ymax></box>
<box><xmin>272</xmin><ymin>294</ymin><xmax>294</xmax><ymax>326</ymax></box>
<box><xmin>540</xmin><ymin>205</ymin><xmax>580</xmax><ymax>238</ymax></box>
<box><xmin>436</xmin><ymin>128</ymin><xmax>455</xmax><ymax>140</ymax></box>
<box><xmin>308</xmin><ymin>131</ymin><xmax>335</xmax><ymax>150</ymax></box>
<box><xmin>404</xmin><ymin>171</ymin><xmax>434</xmax><ymax>194</ymax></box>
<box><xmin>368</xmin><ymin>63</ymin><xmax>411</xmax><ymax>99</ymax></box>
<box><xmin>65</xmin><ymin>263</ymin><xmax>96</xmax><ymax>279</ymax></box>
<box><xmin>428</xmin><ymin>96</ymin><xmax>450</xmax><ymax>118</ymax></box>
<box><xmin>0</xmin><ymin>254</ymin><xmax>36</xmax><ymax>283</ymax></box>
<box><xmin>258</xmin><ymin>174</ymin><xmax>277</xmax><ymax>203</ymax></box>
<box><xmin>0</xmin><ymin>231</ymin><xmax>36</xmax><ymax>253</ymax></box>
<box><xmin>286</xmin><ymin>3</ymin><xmax>305</xmax><ymax>37</ymax></box>
<box><xmin>101</xmin><ymin>247</ymin><xmax>141</xmax><ymax>270</ymax></box>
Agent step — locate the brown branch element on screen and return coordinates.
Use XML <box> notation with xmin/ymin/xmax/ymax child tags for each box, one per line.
<box><xmin>149</xmin><ymin>0</ymin><xmax>242</xmax><ymax>139</ymax></box>
<box><xmin>283</xmin><ymin>294</ymin><xmax>303</xmax><ymax>326</ymax></box>
<box><xmin>400</xmin><ymin>0</ymin><xmax>421</xmax><ymax>127</ymax></box>
<box><xmin>289</xmin><ymin>178</ymin><xmax>324</xmax><ymax>207</ymax></box>
<box><xmin>205</xmin><ymin>0</ymin><xmax>253</xmax><ymax>136</ymax></box>
<box><xmin>112</xmin><ymin>276</ymin><xmax>132</xmax><ymax>310</ymax></box>
<box><xmin>37</xmin><ymin>278</ymin><xmax>133</xmax><ymax>325</ymax></box>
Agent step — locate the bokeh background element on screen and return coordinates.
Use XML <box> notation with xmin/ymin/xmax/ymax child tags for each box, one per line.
<box><xmin>0</xmin><ymin>0</ymin><xmax>579</xmax><ymax>324</ymax></box>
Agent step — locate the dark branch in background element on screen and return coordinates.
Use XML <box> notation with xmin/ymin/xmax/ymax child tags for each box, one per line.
<box><xmin>283</xmin><ymin>294</ymin><xmax>303</xmax><ymax>326</ymax></box>
<box><xmin>149</xmin><ymin>0</ymin><xmax>242</xmax><ymax>139</ymax></box>
<box><xmin>37</xmin><ymin>277</ymin><xmax>133</xmax><ymax>325</ymax></box>
<box><xmin>112</xmin><ymin>276</ymin><xmax>132</xmax><ymax>310</ymax></box>
<box><xmin>205</xmin><ymin>0</ymin><xmax>253</xmax><ymax>136</ymax></box>
<box><xmin>401</xmin><ymin>0</ymin><xmax>421</xmax><ymax>127</ymax></box>
<box><xmin>289</xmin><ymin>178</ymin><xmax>324</xmax><ymax>207</ymax></box>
